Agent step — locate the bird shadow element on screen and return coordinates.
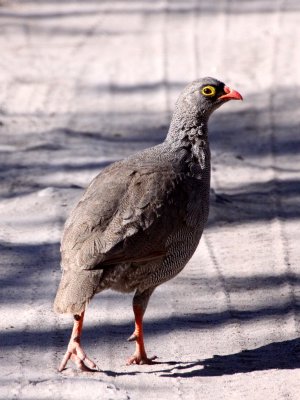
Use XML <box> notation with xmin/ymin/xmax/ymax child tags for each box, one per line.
<box><xmin>101</xmin><ymin>338</ymin><xmax>300</xmax><ymax>378</ymax></box>
<box><xmin>145</xmin><ymin>338</ymin><xmax>300</xmax><ymax>378</ymax></box>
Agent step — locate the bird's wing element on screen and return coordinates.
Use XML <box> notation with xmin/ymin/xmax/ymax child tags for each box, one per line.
<box><xmin>61</xmin><ymin>160</ymin><xmax>184</xmax><ymax>271</ymax></box>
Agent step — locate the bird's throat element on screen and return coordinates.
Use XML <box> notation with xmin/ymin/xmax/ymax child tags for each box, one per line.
<box><xmin>166</xmin><ymin>109</ymin><xmax>210</xmax><ymax>176</ymax></box>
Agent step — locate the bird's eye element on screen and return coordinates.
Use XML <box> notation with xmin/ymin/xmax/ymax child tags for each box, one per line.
<box><xmin>201</xmin><ymin>85</ymin><xmax>216</xmax><ymax>97</ymax></box>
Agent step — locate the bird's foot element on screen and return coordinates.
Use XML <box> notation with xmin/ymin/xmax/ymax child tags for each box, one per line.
<box><xmin>58</xmin><ymin>339</ymin><xmax>100</xmax><ymax>372</ymax></box>
<box><xmin>126</xmin><ymin>353</ymin><xmax>157</xmax><ymax>365</ymax></box>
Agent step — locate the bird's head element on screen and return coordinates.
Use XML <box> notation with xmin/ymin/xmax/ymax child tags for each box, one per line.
<box><xmin>179</xmin><ymin>76</ymin><xmax>242</xmax><ymax>118</ymax></box>
<box><xmin>168</xmin><ymin>77</ymin><xmax>242</xmax><ymax>141</ymax></box>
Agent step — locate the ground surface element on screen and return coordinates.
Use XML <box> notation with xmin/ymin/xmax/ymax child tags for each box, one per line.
<box><xmin>1</xmin><ymin>1</ymin><xmax>300</xmax><ymax>399</ymax></box>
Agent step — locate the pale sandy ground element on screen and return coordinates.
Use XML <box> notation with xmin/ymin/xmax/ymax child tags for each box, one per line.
<box><xmin>1</xmin><ymin>1</ymin><xmax>300</xmax><ymax>399</ymax></box>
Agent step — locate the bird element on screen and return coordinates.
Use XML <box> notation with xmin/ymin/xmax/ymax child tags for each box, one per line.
<box><xmin>54</xmin><ymin>77</ymin><xmax>242</xmax><ymax>371</ymax></box>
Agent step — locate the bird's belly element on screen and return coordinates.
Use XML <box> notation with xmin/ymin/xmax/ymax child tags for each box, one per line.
<box><xmin>142</xmin><ymin>225</ymin><xmax>202</xmax><ymax>290</ymax></box>
<box><xmin>105</xmin><ymin>223</ymin><xmax>202</xmax><ymax>293</ymax></box>
<box><xmin>97</xmin><ymin>192</ymin><xmax>208</xmax><ymax>294</ymax></box>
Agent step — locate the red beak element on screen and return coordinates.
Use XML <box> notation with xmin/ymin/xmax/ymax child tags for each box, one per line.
<box><xmin>219</xmin><ymin>85</ymin><xmax>243</xmax><ymax>101</ymax></box>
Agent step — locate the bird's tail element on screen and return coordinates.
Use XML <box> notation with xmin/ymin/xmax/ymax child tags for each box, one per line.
<box><xmin>53</xmin><ymin>270</ymin><xmax>103</xmax><ymax>314</ymax></box>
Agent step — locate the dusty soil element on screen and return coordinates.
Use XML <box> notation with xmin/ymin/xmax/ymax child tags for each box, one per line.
<box><xmin>1</xmin><ymin>1</ymin><xmax>300</xmax><ymax>399</ymax></box>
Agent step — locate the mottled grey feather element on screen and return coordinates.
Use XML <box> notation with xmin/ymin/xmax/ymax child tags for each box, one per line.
<box><xmin>54</xmin><ymin>77</ymin><xmax>228</xmax><ymax>314</ymax></box>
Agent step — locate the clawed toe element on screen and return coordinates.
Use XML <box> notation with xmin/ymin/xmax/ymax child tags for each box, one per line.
<box><xmin>58</xmin><ymin>342</ymin><xmax>100</xmax><ymax>372</ymax></box>
<box><xmin>126</xmin><ymin>354</ymin><xmax>157</xmax><ymax>365</ymax></box>
<box><xmin>58</xmin><ymin>311</ymin><xmax>100</xmax><ymax>373</ymax></box>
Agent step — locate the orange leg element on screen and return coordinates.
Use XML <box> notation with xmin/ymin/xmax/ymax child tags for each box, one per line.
<box><xmin>58</xmin><ymin>311</ymin><xmax>100</xmax><ymax>372</ymax></box>
<box><xmin>127</xmin><ymin>304</ymin><xmax>157</xmax><ymax>365</ymax></box>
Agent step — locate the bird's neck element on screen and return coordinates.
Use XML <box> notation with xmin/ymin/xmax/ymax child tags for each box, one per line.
<box><xmin>166</xmin><ymin>108</ymin><xmax>209</xmax><ymax>151</ymax></box>
<box><xmin>165</xmin><ymin>108</ymin><xmax>210</xmax><ymax>176</ymax></box>
<box><xmin>166</xmin><ymin>105</ymin><xmax>209</xmax><ymax>143</ymax></box>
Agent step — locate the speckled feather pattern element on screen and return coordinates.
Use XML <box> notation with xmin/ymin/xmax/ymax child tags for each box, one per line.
<box><xmin>53</xmin><ymin>78</ymin><xmax>225</xmax><ymax>315</ymax></box>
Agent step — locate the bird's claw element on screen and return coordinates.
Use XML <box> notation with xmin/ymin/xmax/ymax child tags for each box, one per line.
<box><xmin>126</xmin><ymin>354</ymin><xmax>157</xmax><ymax>365</ymax></box>
<box><xmin>127</xmin><ymin>333</ymin><xmax>138</xmax><ymax>342</ymax></box>
<box><xmin>58</xmin><ymin>341</ymin><xmax>100</xmax><ymax>372</ymax></box>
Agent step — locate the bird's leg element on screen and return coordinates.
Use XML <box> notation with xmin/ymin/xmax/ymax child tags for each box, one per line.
<box><xmin>127</xmin><ymin>288</ymin><xmax>157</xmax><ymax>365</ymax></box>
<box><xmin>58</xmin><ymin>311</ymin><xmax>100</xmax><ymax>372</ymax></box>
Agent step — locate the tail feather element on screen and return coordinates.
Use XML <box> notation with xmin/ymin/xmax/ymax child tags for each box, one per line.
<box><xmin>53</xmin><ymin>270</ymin><xmax>103</xmax><ymax>314</ymax></box>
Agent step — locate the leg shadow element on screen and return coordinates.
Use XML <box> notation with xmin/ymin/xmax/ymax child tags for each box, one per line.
<box><xmin>159</xmin><ymin>338</ymin><xmax>300</xmax><ymax>377</ymax></box>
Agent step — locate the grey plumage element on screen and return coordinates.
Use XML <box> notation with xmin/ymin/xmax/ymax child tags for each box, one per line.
<box><xmin>54</xmin><ymin>77</ymin><xmax>242</xmax><ymax>369</ymax></box>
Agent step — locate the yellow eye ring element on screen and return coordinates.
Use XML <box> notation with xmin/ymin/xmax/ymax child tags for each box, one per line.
<box><xmin>201</xmin><ymin>85</ymin><xmax>216</xmax><ymax>97</ymax></box>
